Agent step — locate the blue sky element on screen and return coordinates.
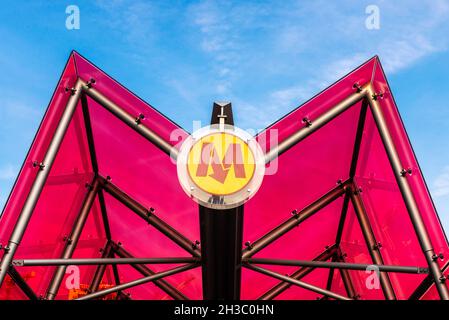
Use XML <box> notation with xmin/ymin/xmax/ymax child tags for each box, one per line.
<box><xmin>1</xmin><ymin>0</ymin><xmax>449</xmax><ymax>232</ymax></box>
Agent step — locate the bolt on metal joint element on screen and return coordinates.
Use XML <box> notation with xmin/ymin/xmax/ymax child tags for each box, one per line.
<box><xmin>371</xmin><ymin>91</ymin><xmax>384</xmax><ymax>101</ymax></box>
<box><xmin>65</xmin><ymin>87</ymin><xmax>77</xmax><ymax>95</ymax></box>
<box><xmin>86</xmin><ymin>78</ymin><xmax>96</xmax><ymax>88</ymax></box>
<box><xmin>32</xmin><ymin>161</ymin><xmax>45</xmax><ymax>171</ymax></box>
<box><xmin>432</xmin><ymin>253</ymin><xmax>444</xmax><ymax>261</ymax></box>
<box><xmin>146</xmin><ymin>207</ymin><xmax>155</xmax><ymax>223</ymax></box>
<box><xmin>135</xmin><ymin>113</ymin><xmax>145</xmax><ymax>124</ymax></box>
<box><xmin>291</xmin><ymin>209</ymin><xmax>300</xmax><ymax>219</ymax></box>
<box><xmin>400</xmin><ymin>168</ymin><xmax>413</xmax><ymax>177</ymax></box>
<box><xmin>372</xmin><ymin>242</ymin><xmax>382</xmax><ymax>250</ymax></box>
<box><xmin>63</xmin><ymin>235</ymin><xmax>73</xmax><ymax>244</ymax></box>
<box><xmin>302</xmin><ymin>117</ymin><xmax>312</xmax><ymax>127</ymax></box>
<box><xmin>353</xmin><ymin>82</ymin><xmax>363</xmax><ymax>93</ymax></box>
<box><xmin>191</xmin><ymin>240</ymin><xmax>200</xmax><ymax>250</ymax></box>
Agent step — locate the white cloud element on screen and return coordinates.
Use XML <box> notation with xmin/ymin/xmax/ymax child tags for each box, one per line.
<box><xmin>0</xmin><ymin>164</ymin><xmax>17</xmax><ymax>180</ymax></box>
<box><xmin>89</xmin><ymin>0</ymin><xmax>449</xmax><ymax>129</ymax></box>
<box><xmin>270</xmin><ymin>85</ymin><xmax>312</xmax><ymax>110</ymax></box>
<box><xmin>378</xmin><ymin>34</ymin><xmax>441</xmax><ymax>74</ymax></box>
<box><xmin>433</xmin><ymin>166</ymin><xmax>449</xmax><ymax>197</ymax></box>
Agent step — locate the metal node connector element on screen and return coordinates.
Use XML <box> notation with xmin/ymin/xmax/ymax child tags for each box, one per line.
<box><xmin>135</xmin><ymin>113</ymin><xmax>145</xmax><ymax>125</ymax></box>
<box><xmin>85</xmin><ymin>78</ymin><xmax>96</xmax><ymax>88</ymax></box>
<box><xmin>400</xmin><ymin>168</ymin><xmax>413</xmax><ymax>177</ymax></box>
<box><xmin>191</xmin><ymin>240</ymin><xmax>200</xmax><ymax>250</ymax></box>
<box><xmin>146</xmin><ymin>207</ymin><xmax>155</xmax><ymax>223</ymax></box>
<box><xmin>63</xmin><ymin>235</ymin><xmax>73</xmax><ymax>245</ymax></box>
<box><xmin>65</xmin><ymin>87</ymin><xmax>77</xmax><ymax>96</ymax></box>
<box><xmin>353</xmin><ymin>82</ymin><xmax>363</xmax><ymax>93</ymax></box>
<box><xmin>32</xmin><ymin>161</ymin><xmax>45</xmax><ymax>171</ymax></box>
<box><xmin>302</xmin><ymin>117</ymin><xmax>312</xmax><ymax>127</ymax></box>
<box><xmin>371</xmin><ymin>91</ymin><xmax>384</xmax><ymax>101</ymax></box>
<box><xmin>432</xmin><ymin>253</ymin><xmax>444</xmax><ymax>261</ymax></box>
<box><xmin>291</xmin><ymin>209</ymin><xmax>300</xmax><ymax>219</ymax></box>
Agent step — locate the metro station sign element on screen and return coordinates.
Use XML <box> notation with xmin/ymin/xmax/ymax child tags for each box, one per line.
<box><xmin>177</xmin><ymin>124</ymin><xmax>265</xmax><ymax>209</ymax></box>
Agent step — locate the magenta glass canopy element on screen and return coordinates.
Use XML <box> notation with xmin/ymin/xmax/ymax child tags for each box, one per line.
<box><xmin>0</xmin><ymin>52</ymin><xmax>447</xmax><ymax>300</ymax></box>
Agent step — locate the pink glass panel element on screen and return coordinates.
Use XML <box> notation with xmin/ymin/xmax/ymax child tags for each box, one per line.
<box><xmin>1</xmin><ymin>53</ymin><xmax>447</xmax><ymax>300</ymax></box>
<box><xmin>0</xmin><ymin>52</ymin><xmax>199</xmax><ymax>299</ymax></box>
<box><xmin>243</xmin><ymin>56</ymin><xmax>448</xmax><ymax>299</ymax></box>
<box><xmin>370</xmin><ymin>60</ymin><xmax>448</xmax><ymax>259</ymax></box>
<box><xmin>0</xmin><ymin>55</ymin><xmax>79</xmax><ymax>247</ymax></box>
<box><xmin>73</xmin><ymin>52</ymin><xmax>188</xmax><ymax>147</ymax></box>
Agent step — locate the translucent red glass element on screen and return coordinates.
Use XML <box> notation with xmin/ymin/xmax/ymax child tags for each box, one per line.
<box><xmin>0</xmin><ymin>53</ymin><xmax>447</xmax><ymax>300</ymax></box>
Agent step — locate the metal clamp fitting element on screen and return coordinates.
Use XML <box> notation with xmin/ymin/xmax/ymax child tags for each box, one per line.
<box><xmin>371</xmin><ymin>92</ymin><xmax>384</xmax><ymax>101</ymax></box>
<box><xmin>400</xmin><ymin>168</ymin><xmax>413</xmax><ymax>177</ymax></box>
<box><xmin>302</xmin><ymin>117</ymin><xmax>312</xmax><ymax>127</ymax></box>
<box><xmin>32</xmin><ymin>161</ymin><xmax>45</xmax><ymax>171</ymax></box>
<box><xmin>353</xmin><ymin>82</ymin><xmax>363</xmax><ymax>93</ymax></box>
<box><xmin>135</xmin><ymin>113</ymin><xmax>145</xmax><ymax>125</ymax></box>
<box><xmin>191</xmin><ymin>240</ymin><xmax>200</xmax><ymax>250</ymax></box>
<box><xmin>65</xmin><ymin>87</ymin><xmax>77</xmax><ymax>96</ymax></box>
<box><xmin>86</xmin><ymin>78</ymin><xmax>96</xmax><ymax>88</ymax></box>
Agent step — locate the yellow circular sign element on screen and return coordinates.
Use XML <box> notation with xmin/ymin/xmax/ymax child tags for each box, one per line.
<box><xmin>187</xmin><ymin>132</ymin><xmax>255</xmax><ymax>196</ymax></box>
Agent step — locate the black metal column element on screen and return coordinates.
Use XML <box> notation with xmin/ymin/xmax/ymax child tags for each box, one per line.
<box><xmin>199</xmin><ymin>102</ymin><xmax>244</xmax><ymax>300</ymax></box>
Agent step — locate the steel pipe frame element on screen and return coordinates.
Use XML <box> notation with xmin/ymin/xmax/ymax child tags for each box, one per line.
<box><xmin>252</xmin><ymin>82</ymin><xmax>449</xmax><ymax>299</ymax></box>
<box><xmin>79</xmin><ymin>88</ymin><xmax>190</xmax><ymax>300</ymax></box>
<box><xmin>335</xmin><ymin>100</ymin><xmax>369</xmax><ymax>243</ymax></box>
<box><xmin>333</xmin><ymin>248</ymin><xmax>357</xmax><ymax>299</ymax></box>
<box><xmin>0</xmin><ymin>79</ymin><xmax>84</xmax><ymax>287</ymax></box>
<box><xmin>76</xmin><ymin>263</ymin><xmax>198</xmax><ymax>300</ymax></box>
<box><xmin>366</xmin><ymin>86</ymin><xmax>449</xmax><ymax>300</ymax></box>
<box><xmin>244</xmin><ymin>264</ymin><xmax>351</xmax><ymax>301</ymax></box>
<box><xmin>110</xmin><ymin>253</ymin><xmax>122</xmax><ymax>297</ymax></box>
<box><xmin>100</xmin><ymin>176</ymin><xmax>201</xmax><ymax>258</ymax></box>
<box><xmin>0</xmin><ymin>72</ymin><xmax>445</xmax><ymax>301</ymax></box>
<box><xmin>81</xmin><ymin>92</ymin><xmax>119</xmax><ymax>296</ymax></box>
<box><xmin>13</xmin><ymin>257</ymin><xmax>200</xmax><ymax>267</ymax></box>
<box><xmin>80</xmin><ymin>80</ymin><xmax>179</xmax><ymax>161</ymax></box>
<box><xmin>323</xmin><ymin>254</ymin><xmax>338</xmax><ymax>299</ymax></box>
<box><xmin>409</xmin><ymin>261</ymin><xmax>449</xmax><ymax>300</ymax></box>
<box><xmin>89</xmin><ymin>241</ymin><xmax>114</xmax><ymax>293</ymax></box>
<box><xmin>331</xmin><ymin>100</ymin><xmax>368</xmax><ymax>297</ymax></box>
<box><xmin>264</xmin><ymin>86</ymin><xmax>368</xmax><ymax>164</ymax></box>
<box><xmin>258</xmin><ymin>245</ymin><xmax>337</xmax><ymax>300</ymax></box>
<box><xmin>45</xmin><ymin>178</ymin><xmax>101</xmax><ymax>300</ymax></box>
<box><xmin>338</xmin><ymin>265</ymin><xmax>356</xmax><ymax>299</ymax></box>
<box><xmin>6</xmin><ymin>266</ymin><xmax>38</xmax><ymax>300</ymax></box>
<box><xmin>80</xmin><ymin>93</ymin><xmax>113</xmax><ymax>241</ymax></box>
<box><xmin>242</xmin><ymin>180</ymin><xmax>350</xmax><ymax>259</ymax></box>
<box><xmin>111</xmin><ymin>242</ymin><xmax>188</xmax><ymax>300</ymax></box>
<box><xmin>80</xmin><ymin>82</ymin><xmax>193</xmax><ymax>300</ymax></box>
<box><xmin>0</xmin><ymin>77</ymin><xmax>183</xmax><ymax>294</ymax></box>
<box><xmin>349</xmin><ymin>183</ymin><xmax>396</xmax><ymax>300</ymax></box>
<box><xmin>245</xmin><ymin>258</ymin><xmax>428</xmax><ymax>274</ymax></box>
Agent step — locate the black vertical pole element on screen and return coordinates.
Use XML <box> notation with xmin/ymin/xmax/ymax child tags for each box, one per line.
<box><xmin>199</xmin><ymin>102</ymin><xmax>244</xmax><ymax>300</ymax></box>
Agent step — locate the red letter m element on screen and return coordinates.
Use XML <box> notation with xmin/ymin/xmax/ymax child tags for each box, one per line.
<box><xmin>196</xmin><ymin>143</ymin><xmax>246</xmax><ymax>184</ymax></box>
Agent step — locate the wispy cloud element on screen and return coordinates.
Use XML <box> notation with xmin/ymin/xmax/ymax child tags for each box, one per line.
<box><xmin>433</xmin><ymin>166</ymin><xmax>449</xmax><ymax>197</ymax></box>
<box><xmin>0</xmin><ymin>164</ymin><xmax>17</xmax><ymax>180</ymax></box>
<box><xmin>188</xmin><ymin>1</ymin><xmax>240</xmax><ymax>95</ymax></box>
<box><xmin>240</xmin><ymin>0</ymin><xmax>449</xmax><ymax>127</ymax></box>
<box><xmin>85</xmin><ymin>1</ymin><xmax>449</xmax><ymax>130</ymax></box>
